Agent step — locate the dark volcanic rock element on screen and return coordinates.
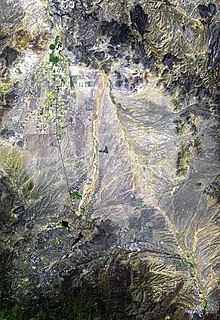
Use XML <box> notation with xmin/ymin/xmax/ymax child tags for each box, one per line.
<box><xmin>130</xmin><ymin>4</ymin><xmax>149</xmax><ymax>36</ymax></box>
<box><xmin>0</xmin><ymin>46</ymin><xmax>20</xmax><ymax>68</ymax></box>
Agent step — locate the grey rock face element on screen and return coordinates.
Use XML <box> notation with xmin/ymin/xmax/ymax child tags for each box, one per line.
<box><xmin>0</xmin><ymin>0</ymin><xmax>220</xmax><ymax>319</ymax></box>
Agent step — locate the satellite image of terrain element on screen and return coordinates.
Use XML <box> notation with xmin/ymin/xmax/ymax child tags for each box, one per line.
<box><xmin>0</xmin><ymin>0</ymin><xmax>220</xmax><ymax>319</ymax></box>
